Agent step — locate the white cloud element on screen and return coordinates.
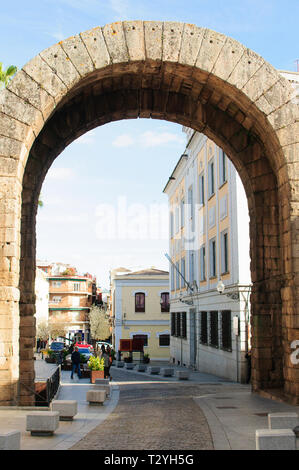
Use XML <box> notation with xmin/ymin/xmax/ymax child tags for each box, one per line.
<box><xmin>112</xmin><ymin>130</ymin><xmax>185</xmax><ymax>148</ymax></box>
<box><xmin>112</xmin><ymin>134</ymin><xmax>135</xmax><ymax>147</ymax></box>
<box><xmin>140</xmin><ymin>131</ymin><xmax>184</xmax><ymax>147</ymax></box>
<box><xmin>47</xmin><ymin>167</ymin><xmax>76</xmax><ymax>180</ymax></box>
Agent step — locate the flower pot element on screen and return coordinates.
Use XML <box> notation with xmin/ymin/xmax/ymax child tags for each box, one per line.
<box><xmin>90</xmin><ymin>370</ymin><xmax>105</xmax><ymax>383</ymax></box>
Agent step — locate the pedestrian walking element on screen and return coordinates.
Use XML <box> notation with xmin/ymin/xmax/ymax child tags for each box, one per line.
<box><xmin>101</xmin><ymin>346</ymin><xmax>110</xmax><ymax>379</ymax></box>
<box><xmin>106</xmin><ymin>345</ymin><xmax>113</xmax><ymax>381</ymax></box>
<box><xmin>245</xmin><ymin>349</ymin><xmax>251</xmax><ymax>384</ymax></box>
<box><xmin>71</xmin><ymin>346</ymin><xmax>81</xmax><ymax>379</ymax></box>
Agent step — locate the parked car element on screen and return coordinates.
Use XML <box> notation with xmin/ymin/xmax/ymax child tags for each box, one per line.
<box><xmin>65</xmin><ymin>346</ymin><xmax>94</xmax><ymax>364</ymax></box>
<box><xmin>74</xmin><ymin>342</ymin><xmax>94</xmax><ymax>351</ymax></box>
<box><xmin>49</xmin><ymin>342</ymin><xmax>65</xmax><ymax>351</ymax></box>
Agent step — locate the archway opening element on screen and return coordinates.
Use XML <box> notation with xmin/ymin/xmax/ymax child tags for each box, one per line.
<box><xmin>18</xmin><ymin>59</ymin><xmax>286</xmax><ymax>405</ymax></box>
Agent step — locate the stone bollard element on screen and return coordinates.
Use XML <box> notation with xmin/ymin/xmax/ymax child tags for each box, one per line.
<box><xmin>51</xmin><ymin>400</ymin><xmax>78</xmax><ymax>421</ymax></box>
<box><xmin>86</xmin><ymin>389</ymin><xmax>106</xmax><ymax>405</ymax></box>
<box><xmin>176</xmin><ymin>370</ymin><xmax>190</xmax><ymax>380</ymax></box>
<box><xmin>256</xmin><ymin>429</ymin><xmax>296</xmax><ymax>450</ymax></box>
<box><xmin>135</xmin><ymin>364</ymin><xmax>147</xmax><ymax>372</ymax></box>
<box><xmin>268</xmin><ymin>412</ymin><xmax>298</xmax><ymax>430</ymax></box>
<box><xmin>26</xmin><ymin>411</ymin><xmax>59</xmax><ymax>436</ymax></box>
<box><xmin>125</xmin><ymin>362</ymin><xmax>135</xmax><ymax>369</ymax></box>
<box><xmin>94</xmin><ymin>384</ymin><xmax>111</xmax><ymax>398</ymax></box>
<box><xmin>160</xmin><ymin>368</ymin><xmax>174</xmax><ymax>377</ymax></box>
<box><xmin>0</xmin><ymin>430</ymin><xmax>21</xmax><ymax>450</ymax></box>
<box><xmin>148</xmin><ymin>366</ymin><xmax>160</xmax><ymax>375</ymax></box>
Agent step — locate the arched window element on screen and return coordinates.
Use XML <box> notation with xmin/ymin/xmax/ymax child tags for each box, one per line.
<box><xmin>135</xmin><ymin>292</ymin><xmax>145</xmax><ymax>312</ymax></box>
<box><xmin>160</xmin><ymin>292</ymin><xmax>170</xmax><ymax>312</ymax></box>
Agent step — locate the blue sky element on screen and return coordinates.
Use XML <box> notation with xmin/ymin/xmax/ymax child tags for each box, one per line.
<box><xmin>1</xmin><ymin>1</ymin><xmax>298</xmax><ymax>287</ymax></box>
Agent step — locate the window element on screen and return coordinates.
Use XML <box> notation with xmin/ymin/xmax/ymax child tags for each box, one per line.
<box><xmin>181</xmin><ymin>312</ymin><xmax>187</xmax><ymax>338</ymax></box>
<box><xmin>221</xmin><ymin>230</ymin><xmax>229</xmax><ymax>274</ymax></box>
<box><xmin>133</xmin><ymin>334</ymin><xmax>148</xmax><ymax>347</ymax></box>
<box><xmin>52</xmin><ymin>281</ymin><xmax>61</xmax><ymax>288</ymax></box>
<box><xmin>73</xmin><ymin>282</ymin><xmax>80</xmax><ymax>291</ymax></box>
<box><xmin>135</xmin><ymin>293</ymin><xmax>145</xmax><ymax>312</ymax></box>
<box><xmin>199</xmin><ymin>172</ymin><xmax>205</xmax><ymax>205</ymax></box>
<box><xmin>210</xmin><ymin>311</ymin><xmax>219</xmax><ymax>348</ymax></box>
<box><xmin>176</xmin><ymin>261</ymin><xmax>180</xmax><ymax>290</ymax></box>
<box><xmin>200</xmin><ymin>245</ymin><xmax>206</xmax><ymax>281</ymax></box>
<box><xmin>221</xmin><ymin>310</ymin><xmax>232</xmax><ymax>351</ymax></box>
<box><xmin>171</xmin><ymin>265</ymin><xmax>175</xmax><ymax>291</ymax></box>
<box><xmin>171</xmin><ymin>312</ymin><xmax>176</xmax><ymax>336</ymax></box>
<box><xmin>200</xmin><ymin>311</ymin><xmax>208</xmax><ymax>344</ymax></box>
<box><xmin>209</xmin><ymin>238</ymin><xmax>216</xmax><ymax>278</ymax></box>
<box><xmin>171</xmin><ymin>312</ymin><xmax>187</xmax><ymax>339</ymax></box>
<box><xmin>189</xmin><ymin>250</ymin><xmax>195</xmax><ymax>284</ymax></box>
<box><xmin>176</xmin><ymin>312</ymin><xmax>181</xmax><ymax>337</ymax></box>
<box><xmin>208</xmin><ymin>159</ymin><xmax>215</xmax><ymax>198</ymax></box>
<box><xmin>175</xmin><ymin>206</ymin><xmax>179</xmax><ymax>233</ymax></box>
<box><xmin>180</xmin><ymin>198</ymin><xmax>185</xmax><ymax>228</ymax></box>
<box><xmin>170</xmin><ymin>212</ymin><xmax>174</xmax><ymax>238</ymax></box>
<box><xmin>160</xmin><ymin>292</ymin><xmax>170</xmax><ymax>312</ymax></box>
<box><xmin>159</xmin><ymin>334</ymin><xmax>170</xmax><ymax>347</ymax></box>
<box><xmin>219</xmin><ymin>149</ymin><xmax>227</xmax><ymax>186</ymax></box>
<box><xmin>52</xmin><ymin>296</ymin><xmax>62</xmax><ymax>304</ymax></box>
<box><xmin>181</xmin><ymin>258</ymin><xmax>186</xmax><ymax>288</ymax></box>
<box><xmin>188</xmin><ymin>185</ymin><xmax>194</xmax><ymax>231</ymax></box>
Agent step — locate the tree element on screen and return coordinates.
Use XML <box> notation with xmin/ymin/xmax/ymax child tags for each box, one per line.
<box><xmin>0</xmin><ymin>62</ymin><xmax>17</xmax><ymax>89</ymax></box>
<box><xmin>36</xmin><ymin>321</ymin><xmax>50</xmax><ymax>342</ymax></box>
<box><xmin>89</xmin><ymin>305</ymin><xmax>111</xmax><ymax>345</ymax></box>
<box><xmin>49</xmin><ymin>322</ymin><xmax>67</xmax><ymax>341</ymax></box>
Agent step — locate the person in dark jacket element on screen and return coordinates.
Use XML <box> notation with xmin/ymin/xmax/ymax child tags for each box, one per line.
<box><xmin>71</xmin><ymin>347</ymin><xmax>81</xmax><ymax>379</ymax></box>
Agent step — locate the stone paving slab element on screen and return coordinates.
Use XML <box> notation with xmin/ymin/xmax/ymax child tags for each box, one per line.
<box><xmin>0</xmin><ymin>369</ymin><xmax>120</xmax><ymax>450</ymax></box>
<box><xmin>0</xmin><ymin>357</ymin><xmax>298</xmax><ymax>450</ymax></box>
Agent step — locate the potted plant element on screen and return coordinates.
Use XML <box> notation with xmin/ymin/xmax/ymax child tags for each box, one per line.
<box><xmin>143</xmin><ymin>353</ymin><xmax>150</xmax><ymax>364</ymax></box>
<box><xmin>87</xmin><ymin>356</ymin><xmax>105</xmax><ymax>383</ymax></box>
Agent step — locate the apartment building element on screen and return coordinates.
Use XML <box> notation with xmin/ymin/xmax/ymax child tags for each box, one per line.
<box><xmin>110</xmin><ymin>268</ymin><xmax>170</xmax><ymax>361</ymax></box>
<box><xmin>35</xmin><ymin>267</ymin><xmax>49</xmax><ymax>326</ymax></box>
<box><xmin>163</xmin><ymin>129</ymin><xmax>251</xmax><ymax>382</ymax></box>
<box><xmin>37</xmin><ymin>261</ymin><xmax>96</xmax><ymax>343</ymax></box>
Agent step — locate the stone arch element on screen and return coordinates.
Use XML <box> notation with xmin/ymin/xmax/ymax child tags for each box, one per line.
<box><xmin>0</xmin><ymin>21</ymin><xmax>298</xmax><ymax>405</ymax></box>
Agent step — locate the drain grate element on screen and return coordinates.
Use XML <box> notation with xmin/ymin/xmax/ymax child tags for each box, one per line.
<box><xmin>254</xmin><ymin>413</ymin><xmax>268</xmax><ymax>417</ymax></box>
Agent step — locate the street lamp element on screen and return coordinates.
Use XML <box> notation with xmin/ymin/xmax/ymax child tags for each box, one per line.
<box><xmin>217</xmin><ymin>280</ymin><xmax>225</xmax><ymax>294</ymax></box>
<box><xmin>216</xmin><ymin>279</ymin><xmax>239</xmax><ymax>300</ymax></box>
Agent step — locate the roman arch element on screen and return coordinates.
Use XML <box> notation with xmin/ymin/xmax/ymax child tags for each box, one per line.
<box><xmin>0</xmin><ymin>21</ymin><xmax>298</xmax><ymax>406</ymax></box>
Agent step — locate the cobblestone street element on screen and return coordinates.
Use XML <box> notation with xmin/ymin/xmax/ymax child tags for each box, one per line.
<box><xmin>70</xmin><ymin>368</ymin><xmax>215</xmax><ymax>450</ymax></box>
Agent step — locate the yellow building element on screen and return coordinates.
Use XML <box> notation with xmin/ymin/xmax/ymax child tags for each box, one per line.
<box><xmin>110</xmin><ymin>268</ymin><xmax>170</xmax><ymax>361</ymax></box>
<box><xmin>163</xmin><ymin>129</ymin><xmax>251</xmax><ymax>382</ymax></box>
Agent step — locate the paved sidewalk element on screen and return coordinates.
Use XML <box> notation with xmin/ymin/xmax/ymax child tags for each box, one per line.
<box><xmin>0</xmin><ymin>358</ymin><xmax>297</xmax><ymax>450</ymax></box>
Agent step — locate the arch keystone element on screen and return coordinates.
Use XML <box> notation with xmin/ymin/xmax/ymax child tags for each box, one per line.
<box><xmin>123</xmin><ymin>21</ymin><xmax>145</xmax><ymax>62</ymax></box>
<box><xmin>59</xmin><ymin>34</ymin><xmax>95</xmax><ymax>78</ymax></box>
<box><xmin>179</xmin><ymin>24</ymin><xmax>205</xmax><ymax>68</ymax></box>
<box><xmin>80</xmin><ymin>27</ymin><xmax>110</xmax><ymax>70</ymax></box>
<box><xmin>102</xmin><ymin>22</ymin><xmax>129</xmax><ymax>65</ymax></box>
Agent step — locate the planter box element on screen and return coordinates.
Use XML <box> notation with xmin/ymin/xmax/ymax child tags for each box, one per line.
<box><xmin>45</xmin><ymin>357</ymin><xmax>56</xmax><ymax>364</ymax></box>
<box><xmin>90</xmin><ymin>370</ymin><xmax>105</xmax><ymax>383</ymax></box>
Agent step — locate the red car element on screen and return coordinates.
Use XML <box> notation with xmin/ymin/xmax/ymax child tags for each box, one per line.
<box><xmin>74</xmin><ymin>342</ymin><xmax>94</xmax><ymax>351</ymax></box>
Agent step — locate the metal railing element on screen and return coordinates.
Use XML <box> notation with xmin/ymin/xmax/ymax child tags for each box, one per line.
<box><xmin>35</xmin><ymin>366</ymin><xmax>61</xmax><ymax>407</ymax></box>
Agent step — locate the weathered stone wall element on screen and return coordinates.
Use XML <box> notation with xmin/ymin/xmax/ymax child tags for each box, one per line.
<box><xmin>0</xmin><ymin>21</ymin><xmax>298</xmax><ymax>405</ymax></box>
